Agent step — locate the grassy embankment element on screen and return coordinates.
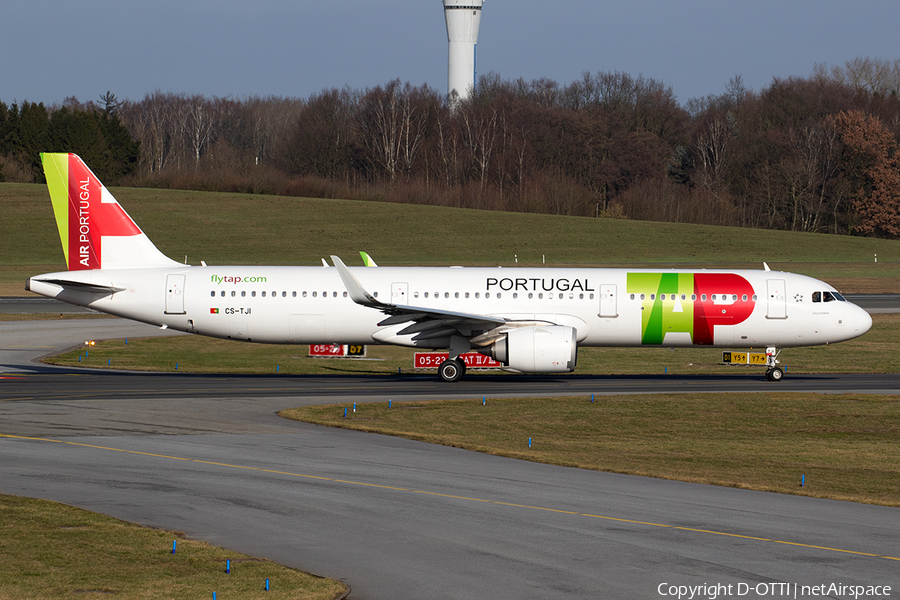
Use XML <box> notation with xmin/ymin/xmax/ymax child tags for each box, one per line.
<box><xmin>3</xmin><ymin>181</ymin><xmax>900</xmax><ymax>297</ymax></box>
<box><xmin>0</xmin><ymin>495</ymin><xmax>347</xmax><ymax>600</ymax></box>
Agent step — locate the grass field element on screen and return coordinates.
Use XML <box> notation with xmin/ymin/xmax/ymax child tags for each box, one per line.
<box><xmin>3</xmin><ymin>181</ymin><xmax>900</xmax><ymax>296</ymax></box>
<box><xmin>0</xmin><ymin>495</ymin><xmax>347</xmax><ymax>600</ymax></box>
<box><xmin>281</xmin><ymin>391</ymin><xmax>900</xmax><ymax>507</ymax></box>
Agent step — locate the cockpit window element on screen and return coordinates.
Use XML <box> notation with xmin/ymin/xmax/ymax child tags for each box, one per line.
<box><xmin>813</xmin><ymin>290</ymin><xmax>846</xmax><ymax>302</ymax></box>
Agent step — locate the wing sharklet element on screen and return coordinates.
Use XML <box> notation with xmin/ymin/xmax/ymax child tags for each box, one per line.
<box><xmin>331</xmin><ymin>255</ymin><xmax>383</xmax><ymax>308</ymax></box>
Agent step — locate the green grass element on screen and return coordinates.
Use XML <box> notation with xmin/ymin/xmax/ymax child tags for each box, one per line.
<box><xmin>4</xmin><ymin>181</ymin><xmax>900</xmax><ymax>295</ymax></box>
<box><xmin>0</xmin><ymin>495</ymin><xmax>347</xmax><ymax>600</ymax></box>
<box><xmin>44</xmin><ymin>313</ymin><xmax>900</xmax><ymax>375</ymax></box>
<box><xmin>281</xmin><ymin>392</ymin><xmax>900</xmax><ymax>506</ymax></box>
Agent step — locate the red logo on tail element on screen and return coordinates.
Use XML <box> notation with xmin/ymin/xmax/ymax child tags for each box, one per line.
<box><xmin>66</xmin><ymin>155</ymin><xmax>140</xmax><ymax>270</ymax></box>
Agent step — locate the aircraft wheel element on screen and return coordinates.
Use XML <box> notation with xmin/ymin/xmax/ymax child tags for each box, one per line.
<box><xmin>766</xmin><ymin>367</ymin><xmax>784</xmax><ymax>382</ymax></box>
<box><xmin>438</xmin><ymin>358</ymin><xmax>464</xmax><ymax>382</ymax></box>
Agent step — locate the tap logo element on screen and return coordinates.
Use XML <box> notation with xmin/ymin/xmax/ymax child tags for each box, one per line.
<box><xmin>628</xmin><ymin>273</ymin><xmax>756</xmax><ymax>345</ymax></box>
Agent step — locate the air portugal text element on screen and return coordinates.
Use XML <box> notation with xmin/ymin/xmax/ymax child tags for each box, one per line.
<box><xmin>75</xmin><ymin>178</ymin><xmax>93</xmax><ymax>268</ymax></box>
<box><xmin>486</xmin><ymin>277</ymin><xmax>594</xmax><ymax>293</ymax></box>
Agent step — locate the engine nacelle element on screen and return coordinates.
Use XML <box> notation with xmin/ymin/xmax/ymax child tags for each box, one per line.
<box><xmin>483</xmin><ymin>325</ymin><xmax>577</xmax><ymax>373</ymax></box>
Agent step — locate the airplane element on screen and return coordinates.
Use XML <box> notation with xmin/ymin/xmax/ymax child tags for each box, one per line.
<box><xmin>26</xmin><ymin>153</ymin><xmax>872</xmax><ymax>382</ymax></box>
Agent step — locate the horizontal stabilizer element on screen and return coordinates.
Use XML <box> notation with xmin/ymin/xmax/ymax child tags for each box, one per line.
<box><xmin>26</xmin><ymin>277</ymin><xmax>125</xmax><ymax>296</ymax></box>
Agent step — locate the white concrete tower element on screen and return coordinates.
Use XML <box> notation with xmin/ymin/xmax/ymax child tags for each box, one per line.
<box><xmin>443</xmin><ymin>0</ymin><xmax>484</xmax><ymax>102</ymax></box>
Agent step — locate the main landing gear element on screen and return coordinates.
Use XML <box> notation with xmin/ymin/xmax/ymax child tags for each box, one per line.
<box><xmin>438</xmin><ymin>358</ymin><xmax>466</xmax><ymax>383</ymax></box>
<box><xmin>765</xmin><ymin>347</ymin><xmax>784</xmax><ymax>382</ymax></box>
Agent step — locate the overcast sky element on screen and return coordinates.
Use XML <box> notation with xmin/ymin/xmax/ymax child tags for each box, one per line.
<box><xmin>4</xmin><ymin>0</ymin><xmax>898</xmax><ymax>107</ymax></box>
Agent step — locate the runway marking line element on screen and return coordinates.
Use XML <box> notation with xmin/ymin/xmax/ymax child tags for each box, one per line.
<box><xmin>2</xmin><ymin>432</ymin><xmax>898</xmax><ymax>563</ymax></box>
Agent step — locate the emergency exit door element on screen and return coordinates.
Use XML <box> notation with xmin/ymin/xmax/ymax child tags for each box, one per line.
<box><xmin>766</xmin><ymin>279</ymin><xmax>786</xmax><ymax>319</ymax></box>
<box><xmin>165</xmin><ymin>274</ymin><xmax>186</xmax><ymax>315</ymax></box>
<box><xmin>599</xmin><ymin>284</ymin><xmax>617</xmax><ymax>318</ymax></box>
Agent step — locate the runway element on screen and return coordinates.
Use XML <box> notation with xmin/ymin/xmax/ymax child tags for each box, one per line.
<box><xmin>1</xmin><ymin>317</ymin><xmax>898</xmax><ymax>599</ymax></box>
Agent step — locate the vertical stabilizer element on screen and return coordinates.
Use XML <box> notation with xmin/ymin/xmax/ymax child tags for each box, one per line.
<box><xmin>41</xmin><ymin>153</ymin><xmax>180</xmax><ymax>270</ymax></box>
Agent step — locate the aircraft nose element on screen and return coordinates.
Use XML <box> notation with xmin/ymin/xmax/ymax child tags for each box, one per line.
<box><xmin>854</xmin><ymin>304</ymin><xmax>873</xmax><ymax>336</ymax></box>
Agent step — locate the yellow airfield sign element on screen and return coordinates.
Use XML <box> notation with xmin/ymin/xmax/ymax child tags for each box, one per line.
<box><xmin>722</xmin><ymin>351</ymin><xmax>768</xmax><ymax>365</ymax></box>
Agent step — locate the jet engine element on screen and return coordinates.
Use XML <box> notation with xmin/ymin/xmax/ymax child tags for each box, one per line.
<box><xmin>481</xmin><ymin>325</ymin><xmax>577</xmax><ymax>373</ymax></box>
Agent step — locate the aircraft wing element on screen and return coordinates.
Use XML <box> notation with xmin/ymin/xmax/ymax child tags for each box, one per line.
<box><xmin>331</xmin><ymin>255</ymin><xmax>506</xmax><ymax>342</ymax></box>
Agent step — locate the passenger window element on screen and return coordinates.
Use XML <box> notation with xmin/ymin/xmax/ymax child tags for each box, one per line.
<box><xmin>292</xmin><ymin>291</ymin><xmax>297</xmax><ymax>297</ymax></box>
<box><xmin>301</xmin><ymin>291</ymin><xmax>306</xmax><ymax>298</ymax></box>
<box><xmin>701</xmin><ymin>294</ymin><xmax>707</xmax><ymax>301</ymax></box>
<box><xmin>455</xmin><ymin>292</ymin><xmax>459</xmax><ymax>298</ymax></box>
<box><xmin>311</xmin><ymin>292</ymin><xmax>315</xmax><ymax>298</ymax></box>
<box><xmin>752</xmin><ymin>294</ymin><xmax>758</xmax><ymax>301</ymax></box>
<box><xmin>220</xmin><ymin>291</ymin><xmax>225</xmax><ymax>297</ymax></box>
<box><xmin>640</xmin><ymin>293</ymin><xmax>645</xmax><ymax>300</ymax></box>
<box><xmin>732</xmin><ymin>295</ymin><xmax>737</xmax><ymax>301</ymax></box>
<box><xmin>210</xmin><ymin>291</ymin><xmax>215</xmax><ymax>297</ymax></box>
<box><xmin>513</xmin><ymin>293</ymin><xmax>518</xmax><ymax>299</ymax></box>
<box><xmin>343</xmin><ymin>292</ymin><xmax>347</xmax><ymax>298</ymax></box>
<box><xmin>742</xmin><ymin>294</ymin><xmax>747</xmax><ymax>301</ymax></box>
<box><xmin>650</xmin><ymin>294</ymin><xmax>656</xmax><ymax>300</ymax></box>
<box><xmin>262</xmin><ymin>291</ymin><xmax>267</xmax><ymax>297</ymax></box>
<box><xmin>630</xmin><ymin>294</ymin><xmax>635</xmax><ymax>300</ymax></box>
<box><xmin>589</xmin><ymin>294</ymin><xmax>594</xmax><ymax>300</ymax></box>
<box><xmin>424</xmin><ymin>292</ymin><xmax>429</xmax><ymax>298</ymax></box>
<box><xmin>691</xmin><ymin>294</ymin><xmax>696</xmax><ymax>301</ymax></box>
<box><xmin>242</xmin><ymin>291</ymin><xmax>246</xmax><ymax>297</ymax></box>
<box><xmin>445</xmin><ymin>292</ymin><xmax>449</xmax><ymax>298</ymax></box>
<box><xmin>538</xmin><ymin>293</ymin><xmax>543</xmax><ymax>299</ymax></box>
<box><xmin>475</xmin><ymin>293</ymin><xmax>480</xmax><ymax>298</ymax></box>
<box><xmin>496</xmin><ymin>293</ymin><xmax>500</xmax><ymax>299</ymax></box>
<box><xmin>252</xmin><ymin>291</ymin><xmax>257</xmax><ymax>297</ymax></box>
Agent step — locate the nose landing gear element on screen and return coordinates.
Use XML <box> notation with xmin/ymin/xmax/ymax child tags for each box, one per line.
<box><xmin>765</xmin><ymin>347</ymin><xmax>784</xmax><ymax>382</ymax></box>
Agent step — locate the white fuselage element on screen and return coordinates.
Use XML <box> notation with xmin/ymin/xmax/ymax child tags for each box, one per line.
<box><xmin>27</xmin><ymin>265</ymin><xmax>872</xmax><ymax>350</ymax></box>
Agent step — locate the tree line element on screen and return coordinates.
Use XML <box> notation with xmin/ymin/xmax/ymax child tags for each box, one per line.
<box><xmin>3</xmin><ymin>57</ymin><xmax>900</xmax><ymax>237</ymax></box>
